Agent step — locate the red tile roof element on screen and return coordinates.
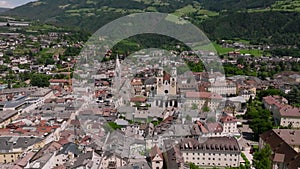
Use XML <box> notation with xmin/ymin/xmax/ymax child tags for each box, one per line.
<box><xmin>130</xmin><ymin>96</ymin><xmax>147</xmax><ymax>102</ymax></box>
<box><xmin>150</xmin><ymin>145</ymin><xmax>163</xmax><ymax>160</ymax></box>
<box><xmin>220</xmin><ymin>115</ymin><xmax>237</xmax><ymax>123</ymax></box>
<box><xmin>49</xmin><ymin>79</ymin><xmax>69</xmax><ymax>83</ymax></box>
<box><xmin>206</xmin><ymin>122</ymin><xmax>223</xmax><ymax>133</ymax></box>
<box><xmin>280</xmin><ymin>107</ymin><xmax>300</xmax><ymax>117</ymax></box>
<box><xmin>163</xmin><ymin>71</ymin><xmax>171</xmax><ymax>82</ymax></box>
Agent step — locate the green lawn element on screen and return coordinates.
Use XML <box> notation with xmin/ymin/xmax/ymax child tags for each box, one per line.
<box><xmin>172</xmin><ymin>5</ymin><xmax>197</xmax><ymax>17</ymax></box>
<box><xmin>213</xmin><ymin>42</ymin><xmax>234</xmax><ymax>55</ymax></box>
<box><xmin>213</xmin><ymin>42</ymin><xmax>266</xmax><ymax>57</ymax></box>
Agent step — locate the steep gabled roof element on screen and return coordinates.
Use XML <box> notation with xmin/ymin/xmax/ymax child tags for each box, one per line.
<box><xmin>150</xmin><ymin>145</ymin><xmax>163</xmax><ymax>160</ymax></box>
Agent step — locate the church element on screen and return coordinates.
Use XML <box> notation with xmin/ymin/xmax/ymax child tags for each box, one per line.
<box><xmin>150</xmin><ymin>67</ymin><xmax>180</xmax><ymax>108</ymax></box>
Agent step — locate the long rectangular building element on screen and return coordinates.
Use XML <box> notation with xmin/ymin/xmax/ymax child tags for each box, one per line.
<box><xmin>179</xmin><ymin>137</ymin><xmax>241</xmax><ymax>168</ymax></box>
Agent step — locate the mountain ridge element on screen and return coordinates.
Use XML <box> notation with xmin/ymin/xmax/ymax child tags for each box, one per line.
<box><xmin>3</xmin><ymin>0</ymin><xmax>300</xmax><ymax>46</ymax></box>
<box><xmin>0</xmin><ymin>7</ymin><xmax>10</xmax><ymax>13</ymax></box>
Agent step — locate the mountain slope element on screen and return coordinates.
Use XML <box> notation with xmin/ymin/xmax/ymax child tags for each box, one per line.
<box><xmin>5</xmin><ymin>0</ymin><xmax>194</xmax><ymax>32</ymax></box>
<box><xmin>3</xmin><ymin>0</ymin><xmax>300</xmax><ymax>47</ymax></box>
<box><xmin>200</xmin><ymin>11</ymin><xmax>300</xmax><ymax>46</ymax></box>
<box><xmin>0</xmin><ymin>8</ymin><xmax>10</xmax><ymax>13</ymax></box>
<box><xmin>200</xmin><ymin>0</ymin><xmax>279</xmax><ymax>11</ymax></box>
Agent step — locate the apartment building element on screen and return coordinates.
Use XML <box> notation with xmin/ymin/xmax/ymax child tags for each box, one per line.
<box><xmin>280</xmin><ymin>107</ymin><xmax>300</xmax><ymax>128</ymax></box>
<box><xmin>260</xmin><ymin>129</ymin><xmax>300</xmax><ymax>169</ymax></box>
<box><xmin>179</xmin><ymin>137</ymin><xmax>241</xmax><ymax>168</ymax></box>
<box><xmin>208</xmin><ymin>81</ymin><xmax>237</xmax><ymax>96</ymax></box>
<box><xmin>0</xmin><ymin>136</ymin><xmax>43</xmax><ymax>164</ymax></box>
<box><xmin>184</xmin><ymin>91</ymin><xmax>222</xmax><ymax>110</ymax></box>
<box><xmin>219</xmin><ymin>114</ymin><xmax>239</xmax><ymax>136</ymax></box>
<box><xmin>263</xmin><ymin>95</ymin><xmax>300</xmax><ymax>128</ymax></box>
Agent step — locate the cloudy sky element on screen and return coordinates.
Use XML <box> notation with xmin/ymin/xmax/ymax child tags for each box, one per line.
<box><xmin>0</xmin><ymin>0</ymin><xmax>37</xmax><ymax>8</ymax></box>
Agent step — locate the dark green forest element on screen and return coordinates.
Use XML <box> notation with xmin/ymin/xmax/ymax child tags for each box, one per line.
<box><xmin>199</xmin><ymin>11</ymin><xmax>300</xmax><ymax>46</ymax></box>
<box><xmin>4</xmin><ymin>0</ymin><xmax>300</xmax><ymax>57</ymax></box>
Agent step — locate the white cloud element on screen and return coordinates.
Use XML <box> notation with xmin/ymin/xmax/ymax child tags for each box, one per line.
<box><xmin>0</xmin><ymin>1</ymin><xmax>12</xmax><ymax>8</ymax></box>
<box><xmin>0</xmin><ymin>0</ymin><xmax>37</xmax><ymax>8</ymax></box>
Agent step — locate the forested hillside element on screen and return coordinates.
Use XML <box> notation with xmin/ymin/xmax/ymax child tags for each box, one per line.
<box><xmin>3</xmin><ymin>0</ymin><xmax>300</xmax><ymax>50</ymax></box>
<box><xmin>199</xmin><ymin>0</ymin><xmax>279</xmax><ymax>11</ymax></box>
<box><xmin>199</xmin><ymin>11</ymin><xmax>300</xmax><ymax>46</ymax></box>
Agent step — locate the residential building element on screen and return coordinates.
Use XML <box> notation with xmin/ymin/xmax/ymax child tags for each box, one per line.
<box><xmin>149</xmin><ymin>145</ymin><xmax>163</xmax><ymax>169</ymax></box>
<box><xmin>0</xmin><ymin>136</ymin><xmax>43</xmax><ymax>164</ymax></box>
<box><xmin>208</xmin><ymin>81</ymin><xmax>237</xmax><ymax>96</ymax></box>
<box><xmin>262</xmin><ymin>95</ymin><xmax>300</xmax><ymax>127</ymax></box>
<box><xmin>260</xmin><ymin>129</ymin><xmax>300</xmax><ymax>169</ymax></box>
<box><xmin>279</xmin><ymin>107</ymin><xmax>300</xmax><ymax>128</ymax></box>
<box><xmin>100</xmin><ymin>152</ymin><xmax>128</xmax><ymax>169</ymax></box>
<box><xmin>179</xmin><ymin>137</ymin><xmax>241</xmax><ymax>168</ymax></box>
<box><xmin>71</xmin><ymin>151</ymin><xmax>101</xmax><ymax>169</ymax></box>
<box><xmin>184</xmin><ymin>91</ymin><xmax>222</xmax><ymax>110</ymax></box>
<box><xmin>219</xmin><ymin>114</ymin><xmax>239</xmax><ymax>136</ymax></box>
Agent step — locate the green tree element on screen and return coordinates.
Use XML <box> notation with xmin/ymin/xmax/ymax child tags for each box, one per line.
<box><xmin>189</xmin><ymin>163</ymin><xmax>200</xmax><ymax>169</ymax></box>
<box><xmin>107</xmin><ymin>122</ymin><xmax>122</xmax><ymax>130</ymax></box>
<box><xmin>30</xmin><ymin>74</ymin><xmax>50</xmax><ymax>87</ymax></box>
<box><xmin>246</xmin><ymin>101</ymin><xmax>273</xmax><ymax>140</ymax></box>
<box><xmin>191</xmin><ymin>103</ymin><xmax>198</xmax><ymax>110</ymax></box>
<box><xmin>285</xmin><ymin>85</ymin><xmax>300</xmax><ymax>107</ymax></box>
<box><xmin>253</xmin><ymin>144</ymin><xmax>272</xmax><ymax>169</ymax></box>
<box><xmin>202</xmin><ymin>105</ymin><xmax>210</xmax><ymax>112</ymax></box>
<box><xmin>258</xmin><ymin>88</ymin><xmax>284</xmax><ymax>100</ymax></box>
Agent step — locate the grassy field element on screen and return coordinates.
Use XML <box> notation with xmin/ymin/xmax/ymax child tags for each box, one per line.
<box><xmin>172</xmin><ymin>5</ymin><xmax>197</xmax><ymax>16</ymax></box>
<box><xmin>212</xmin><ymin>42</ymin><xmax>266</xmax><ymax>56</ymax></box>
<box><xmin>247</xmin><ymin>0</ymin><xmax>300</xmax><ymax>12</ymax></box>
<box><xmin>272</xmin><ymin>0</ymin><xmax>300</xmax><ymax>12</ymax></box>
<box><xmin>173</xmin><ymin>4</ymin><xmax>218</xmax><ymax>18</ymax></box>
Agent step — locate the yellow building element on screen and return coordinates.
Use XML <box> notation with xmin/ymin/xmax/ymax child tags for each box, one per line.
<box><xmin>0</xmin><ymin>136</ymin><xmax>43</xmax><ymax>164</ymax></box>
